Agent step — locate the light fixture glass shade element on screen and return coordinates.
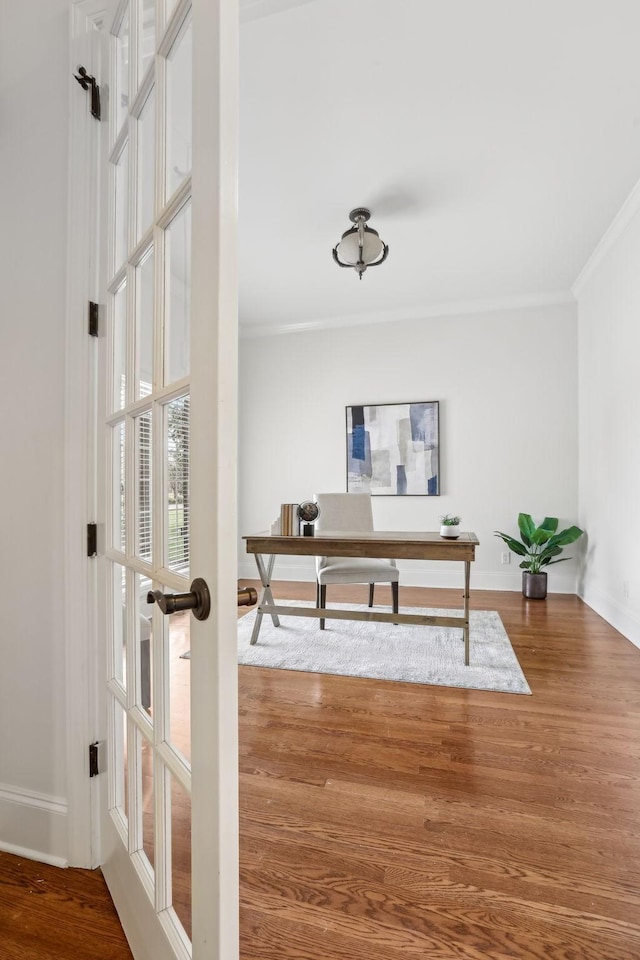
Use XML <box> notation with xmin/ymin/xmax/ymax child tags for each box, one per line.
<box><xmin>332</xmin><ymin>208</ymin><xmax>389</xmax><ymax>278</ymax></box>
<box><xmin>336</xmin><ymin>228</ymin><xmax>384</xmax><ymax>266</ymax></box>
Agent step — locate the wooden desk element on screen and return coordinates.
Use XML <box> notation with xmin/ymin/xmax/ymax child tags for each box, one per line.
<box><xmin>243</xmin><ymin>531</ymin><xmax>480</xmax><ymax>665</ymax></box>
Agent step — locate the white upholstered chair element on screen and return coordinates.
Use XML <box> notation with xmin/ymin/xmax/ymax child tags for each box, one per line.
<box><xmin>314</xmin><ymin>492</ymin><xmax>399</xmax><ymax>629</ymax></box>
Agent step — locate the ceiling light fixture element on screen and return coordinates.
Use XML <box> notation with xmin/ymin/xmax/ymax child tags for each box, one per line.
<box><xmin>332</xmin><ymin>207</ymin><xmax>389</xmax><ymax>279</ymax></box>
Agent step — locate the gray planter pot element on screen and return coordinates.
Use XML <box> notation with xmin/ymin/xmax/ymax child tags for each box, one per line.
<box><xmin>523</xmin><ymin>571</ymin><xmax>547</xmax><ymax>599</ymax></box>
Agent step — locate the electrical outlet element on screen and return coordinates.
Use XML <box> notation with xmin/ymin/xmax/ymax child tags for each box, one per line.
<box><xmin>501</xmin><ymin>552</ymin><xmax>510</xmax><ymax>565</ymax></box>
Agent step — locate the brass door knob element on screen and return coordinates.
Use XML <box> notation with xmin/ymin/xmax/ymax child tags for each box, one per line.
<box><xmin>237</xmin><ymin>586</ymin><xmax>257</xmax><ymax>607</ymax></box>
<box><xmin>147</xmin><ymin>577</ymin><xmax>211</xmax><ymax>621</ymax></box>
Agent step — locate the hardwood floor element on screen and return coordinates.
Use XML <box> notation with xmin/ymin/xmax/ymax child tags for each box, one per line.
<box><xmin>2</xmin><ymin>583</ymin><xmax>640</xmax><ymax>959</ymax></box>
<box><xmin>237</xmin><ymin>581</ymin><xmax>640</xmax><ymax>960</ymax></box>
<box><xmin>0</xmin><ymin>851</ymin><xmax>132</xmax><ymax>960</ymax></box>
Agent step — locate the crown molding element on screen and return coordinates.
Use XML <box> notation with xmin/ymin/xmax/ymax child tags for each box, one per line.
<box><xmin>239</xmin><ymin>290</ymin><xmax>575</xmax><ymax>339</ymax></box>
<box><xmin>572</xmin><ymin>176</ymin><xmax>640</xmax><ymax>297</ymax></box>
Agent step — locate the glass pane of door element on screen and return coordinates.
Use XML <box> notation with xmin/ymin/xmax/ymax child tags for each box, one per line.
<box><xmin>135</xmin><ymin>411</ymin><xmax>153</xmax><ymax>561</ymax></box>
<box><xmin>165</xmin><ymin>202</ymin><xmax>191</xmax><ymax>384</ymax></box>
<box><xmin>113</xmin><ymin>281</ymin><xmax>127</xmax><ymax>409</ymax></box>
<box><xmin>112</xmin><ymin>421</ymin><xmax>126</xmax><ymax>551</ymax></box>
<box><xmin>170</xmin><ymin>774</ymin><xmax>192</xmax><ymax>939</ymax></box>
<box><xmin>165</xmin><ymin>18</ymin><xmax>192</xmax><ymax>199</ymax></box>
<box><xmin>114</xmin><ymin>142</ymin><xmax>129</xmax><ymax>272</ymax></box>
<box><xmin>168</xmin><ymin>613</ymin><xmax>190</xmax><ymax>761</ymax></box>
<box><xmin>113</xmin><ymin>699</ymin><xmax>128</xmax><ymax>823</ymax></box>
<box><xmin>116</xmin><ymin>5</ymin><xmax>130</xmax><ymax>131</ymax></box>
<box><xmin>166</xmin><ymin>395</ymin><xmax>190</xmax><ymax>575</ymax></box>
<box><xmin>140</xmin><ymin>0</ymin><xmax>156</xmax><ymax>79</ymax></box>
<box><xmin>140</xmin><ymin>734</ymin><xmax>155</xmax><ymax>869</ymax></box>
<box><xmin>136</xmin><ymin>90</ymin><xmax>156</xmax><ymax>242</ymax></box>
<box><xmin>137</xmin><ymin>571</ymin><xmax>154</xmax><ymax>716</ymax></box>
<box><xmin>136</xmin><ymin>248</ymin><xmax>154</xmax><ymax>398</ymax></box>
<box><xmin>111</xmin><ymin>562</ymin><xmax>127</xmax><ymax>687</ymax></box>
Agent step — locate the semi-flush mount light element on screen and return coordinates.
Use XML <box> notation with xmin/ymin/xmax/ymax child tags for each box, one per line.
<box><xmin>332</xmin><ymin>207</ymin><xmax>389</xmax><ymax>279</ymax></box>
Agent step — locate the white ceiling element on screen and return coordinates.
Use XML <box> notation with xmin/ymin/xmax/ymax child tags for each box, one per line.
<box><xmin>238</xmin><ymin>0</ymin><xmax>640</xmax><ymax>333</ymax></box>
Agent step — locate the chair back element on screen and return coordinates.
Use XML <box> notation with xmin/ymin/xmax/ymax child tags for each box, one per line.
<box><xmin>314</xmin><ymin>492</ymin><xmax>374</xmax><ymax>533</ymax></box>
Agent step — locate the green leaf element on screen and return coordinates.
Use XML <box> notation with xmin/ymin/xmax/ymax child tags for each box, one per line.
<box><xmin>531</xmin><ymin>526</ymin><xmax>553</xmax><ymax>545</ymax></box>
<box><xmin>494</xmin><ymin>532</ymin><xmax>527</xmax><ymax>556</ymax></box>
<box><xmin>519</xmin><ymin>560</ymin><xmax>532</xmax><ymax>569</ymax></box>
<box><xmin>544</xmin><ymin>557</ymin><xmax>571</xmax><ymax>566</ymax></box>
<box><xmin>537</xmin><ymin>545</ymin><xmax>563</xmax><ymax>562</ymax></box>
<box><xmin>557</xmin><ymin>525</ymin><xmax>584</xmax><ymax>545</ymax></box>
<box><xmin>546</xmin><ymin>526</ymin><xmax>584</xmax><ymax>549</ymax></box>
<box><xmin>539</xmin><ymin>517</ymin><xmax>559</xmax><ymax>534</ymax></box>
<box><xmin>518</xmin><ymin>513</ymin><xmax>535</xmax><ymax>546</ymax></box>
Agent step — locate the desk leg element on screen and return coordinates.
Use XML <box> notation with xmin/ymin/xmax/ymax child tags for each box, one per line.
<box><xmin>463</xmin><ymin>560</ymin><xmax>471</xmax><ymax>666</ymax></box>
<box><xmin>250</xmin><ymin>553</ymin><xmax>280</xmax><ymax>646</ymax></box>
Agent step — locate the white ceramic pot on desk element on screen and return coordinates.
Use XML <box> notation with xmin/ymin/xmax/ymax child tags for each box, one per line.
<box><xmin>440</xmin><ymin>524</ymin><xmax>460</xmax><ymax>538</ymax></box>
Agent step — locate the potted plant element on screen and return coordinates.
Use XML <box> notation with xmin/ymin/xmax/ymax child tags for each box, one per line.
<box><xmin>440</xmin><ymin>514</ymin><xmax>461</xmax><ymax>539</ymax></box>
<box><xmin>494</xmin><ymin>513</ymin><xmax>584</xmax><ymax>599</ymax></box>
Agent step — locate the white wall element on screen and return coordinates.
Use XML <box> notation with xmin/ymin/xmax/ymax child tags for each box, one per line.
<box><xmin>0</xmin><ymin>0</ymin><xmax>72</xmax><ymax>863</ymax></box>
<box><xmin>575</xmin><ymin>185</ymin><xmax>640</xmax><ymax>647</ymax></box>
<box><xmin>239</xmin><ymin>302</ymin><xmax>581</xmax><ymax>592</ymax></box>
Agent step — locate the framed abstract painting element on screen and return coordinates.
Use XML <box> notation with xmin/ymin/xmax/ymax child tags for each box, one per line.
<box><xmin>346</xmin><ymin>401</ymin><xmax>440</xmax><ymax>496</ymax></box>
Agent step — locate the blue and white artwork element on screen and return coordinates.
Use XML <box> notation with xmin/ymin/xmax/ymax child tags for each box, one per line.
<box><xmin>346</xmin><ymin>401</ymin><xmax>440</xmax><ymax>496</ymax></box>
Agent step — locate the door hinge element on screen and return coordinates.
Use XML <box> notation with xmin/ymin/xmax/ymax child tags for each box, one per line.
<box><xmin>88</xmin><ymin>301</ymin><xmax>99</xmax><ymax>337</ymax></box>
<box><xmin>89</xmin><ymin>741</ymin><xmax>100</xmax><ymax>777</ymax></box>
<box><xmin>87</xmin><ymin>522</ymin><xmax>97</xmax><ymax>557</ymax></box>
<box><xmin>74</xmin><ymin>66</ymin><xmax>101</xmax><ymax>121</ymax></box>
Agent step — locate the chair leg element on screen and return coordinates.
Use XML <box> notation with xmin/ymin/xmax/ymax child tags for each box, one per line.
<box><xmin>368</xmin><ymin>583</ymin><xmax>375</xmax><ymax>607</ymax></box>
<box><xmin>392</xmin><ymin>581</ymin><xmax>399</xmax><ymax>621</ymax></box>
<box><xmin>319</xmin><ymin>583</ymin><xmax>326</xmax><ymax>630</ymax></box>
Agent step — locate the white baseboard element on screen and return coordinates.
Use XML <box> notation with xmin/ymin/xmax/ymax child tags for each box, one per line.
<box><xmin>238</xmin><ymin>559</ymin><xmax>578</xmax><ymax>594</ymax></box>
<box><xmin>0</xmin><ymin>783</ymin><xmax>68</xmax><ymax>867</ymax></box>
<box><xmin>579</xmin><ymin>587</ymin><xmax>640</xmax><ymax>649</ymax></box>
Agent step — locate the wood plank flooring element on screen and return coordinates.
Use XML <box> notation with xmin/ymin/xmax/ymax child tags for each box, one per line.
<box><xmin>0</xmin><ymin>851</ymin><xmax>132</xmax><ymax>960</ymax></box>
<box><xmin>238</xmin><ymin>582</ymin><xmax>640</xmax><ymax>960</ymax></box>
<box><xmin>2</xmin><ymin>583</ymin><xmax>640</xmax><ymax>959</ymax></box>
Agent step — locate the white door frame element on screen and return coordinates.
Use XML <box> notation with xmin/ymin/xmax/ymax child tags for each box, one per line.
<box><xmin>189</xmin><ymin>0</ymin><xmax>240</xmax><ymax>952</ymax></box>
<box><xmin>64</xmin><ymin>0</ymin><xmax>107</xmax><ymax>870</ymax></box>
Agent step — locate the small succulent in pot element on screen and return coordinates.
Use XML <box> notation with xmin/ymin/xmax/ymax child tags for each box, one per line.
<box><xmin>440</xmin><ymin>514</ymin><xmax>461</xmax><ymax>538</ymax></box>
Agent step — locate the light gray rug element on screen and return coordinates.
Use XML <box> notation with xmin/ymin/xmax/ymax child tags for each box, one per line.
<box><xmin>238</xmin><ymin>602</ymin><xmax>531</xmax><ymax>695</ymax></box>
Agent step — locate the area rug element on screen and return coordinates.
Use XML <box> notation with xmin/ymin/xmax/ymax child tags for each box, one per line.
<box><xmin>237</xmin><ymin>602</ymin><xmax>531</xmax><ymax>695</ymax></box>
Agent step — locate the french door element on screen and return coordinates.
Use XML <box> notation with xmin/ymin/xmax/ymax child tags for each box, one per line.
<box><xmin>97</xmin><ymin>2</ymin><xmax>239</xmax><ymax>958</ymax></box>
